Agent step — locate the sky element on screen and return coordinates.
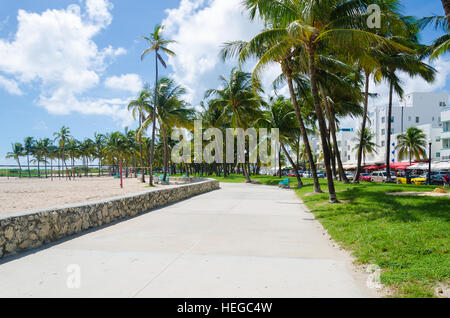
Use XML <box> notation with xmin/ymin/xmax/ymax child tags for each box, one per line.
<box><xmin>0</xmin><ymin>0</ymin><xmax>448</xmax><ymax>165</ymax></box>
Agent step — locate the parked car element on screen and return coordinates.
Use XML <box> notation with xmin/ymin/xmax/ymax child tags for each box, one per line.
<box><xmin>430</xmin><ymin>171</ymin><xmax>448</xmax><ymax>185</ymax></box>
<box><xmin>345</xmin><ymin>172</ymin><xmax>354</xmax><ymax>181</ymax></box>
<box><xmin>316</xmin><ymin>171</ymin><xmax>325</xmax><ymax>178</ymax></box>
<box><xmin>302</xmin><ymin>171</ymin><xmax>312</xmax><ymax>178</ymax></box>
<box><xmin>371</xmin><ymin>171</ymin><xmax>397</xmax><ymax>183</ymax></box>
<box><xmin>359</xmin><ymin>173</ymin><xmax>372</xmax><ymax>182</ymax></box>
<box><xmin>287</xmin><ymin>172</ymin><xmax>296</xmax><ymax>177</ymax></box>
<box><xmin>397</xmin><ymin>174</ymin><xmax>425</xmax><ymax>185</ymax></box>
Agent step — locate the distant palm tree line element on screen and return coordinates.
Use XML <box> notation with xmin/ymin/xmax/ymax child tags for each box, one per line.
<box><xmin>5</xmin><ymin>1</ymin><xmax>449</xmax><ymax>204</ymax></box>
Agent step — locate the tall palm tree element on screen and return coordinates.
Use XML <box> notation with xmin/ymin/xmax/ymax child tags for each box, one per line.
<box><xmin>23</xmin><ymin>137</ymin><xmax>35</xmax><ymax>177</ymax></box>
<box><xmin>141</xmin><ymin>78</ymin><xmax>195</xmax><ymax>181</ymax></box>
<box><xmin>256</xmin><ymin>96</ymin><xmax>303</xmax><ymax>187</ymax></box>
<box><xmin>80</xmin><ymin>138</ymin><xmax>95</xmax><ymax>176</ymax></box>
<box><xmin>104</xmin><ymin>131</ymin><xmax>131</xmax><ymax>177</ymax></box>
<box><xmin>39</xmin><ymin>138</ymin><xmax>52</xmax><ymax>178</ymax></box>
<box><xmin>6</xmin><ymin>143</ymin><xmax>24</xmax><ymax>177</ymax></box>
<box><xmin>395</xmin><ymin>127</ymin><xmax>427</xmax><ymax>165</ymax></box>
<box><xmin>128</xmin><ymin>90</ymin><xmax>152</xmax><ymax>182</ymax></box>
<box><xmin>352</xmin><ymin>128</ymin><xmax>378</xmax><ymax>166</ymax></box>
<box><xmin>141</xmin><ymin>24</ymin><xmax>176</xmax><ymax>186</ymax></box>
<box><xmin>205</xmin><ymin>68</ymin><xmax>263</xmax><ymax>183</ymax></box>
<box><xmin>380</xmin><ymin>51</ymin><xmax>435</xmax><ymax>181</ymax></box>
<box><xmin>53</xmin><ymin>126</ymin><xmax>72</xmax><ymax>179</ymax></box>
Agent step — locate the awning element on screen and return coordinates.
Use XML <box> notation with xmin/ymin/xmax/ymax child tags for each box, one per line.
<box><xmin>408</xmin><ymin>161</ymin><xmax>450</xmax><ymax>171</ymax></box>
<box><xmin>389</xmin><ymin>162</ymin><xmax>416</xmax><ymax>170</ymax></box>
<box><xmin>363</xmin><ymin>165</ymin><xmax>386</xmax><ymax>170</ymax></box>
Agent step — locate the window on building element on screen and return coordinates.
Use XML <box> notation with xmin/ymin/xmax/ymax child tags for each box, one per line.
<box><xmin>348</xmin><ymin>155</ymin><xmax>350</xmax><ymax>160</ymax></box>
<box><xmin>440</xmin><ymin>102</ymin><xmax>447</xmax><ymax>107</ymax></box>
<box><xmin>381</xmin><ymin>129</ymin><xmax>385</xmax><ymax>135</ymax></box>
<box><xmin>391</xmin><ymin>117</ymin><xmax>394</xmax><ymax>123</ymax></box>
<box><xmin>436</xmin><ymin>137</ymin><xmax>441</xmax><ymax>142</ymax></box>
<box><xmin>338</xmin><ymin>141</ymin><xmax>341</xmax><ymax>147</ymax></box>
<box><xmin>408</xmin><ymin>116</ymin><xmax>411</xmax><ymax>121</ymax></box>
<box><xmin>432</xmin><ymin>116</ymin><xmax>435</xmax><ymax>121</ymax></box>
<box><xmin>381</xmin><ymin>117</ymin><xmax>385</xmax><ymax>123</ymax></box>
<box><xmin>381</xmin><ymin>141</ymin><xmax>385</xmax><ymax>147</ymax></box>
<box><xmin>416</xmin><ymin>116</ymin><xmax>419</xmax><ymax>123</ymax></box>
<box><xmin>391</xmin><ymin>128</ymin><xmax>394</xmax><ymax>134</ymax></box>
<box><xmin>436</xmin><ymin>152</ymin><xmax>440</xmax><ymax>158</ymax></box>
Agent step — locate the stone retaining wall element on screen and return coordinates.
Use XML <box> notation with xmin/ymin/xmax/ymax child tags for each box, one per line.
<box><xmin>0</xmin><ymin>178</ymin><xmax>219</xmax><ymax>259</ymax></box>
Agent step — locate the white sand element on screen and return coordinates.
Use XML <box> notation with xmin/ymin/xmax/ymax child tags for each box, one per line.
<box><xmin>0</xmin><ymin>176</ymin><xmax>178</xmax><ymax>215</ymax></box>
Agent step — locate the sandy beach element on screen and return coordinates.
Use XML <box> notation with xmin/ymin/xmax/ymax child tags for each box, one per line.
<box><xmin>0</xmin><ymin>176</ymin><xmax>178</xmax><ymax>216</ymax></box>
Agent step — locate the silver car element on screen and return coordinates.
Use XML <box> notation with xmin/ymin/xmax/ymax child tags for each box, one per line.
<box><xmin>371</xmin><ymin>171</ymin><xmax>397</xmax><ymax>183</ymax></box>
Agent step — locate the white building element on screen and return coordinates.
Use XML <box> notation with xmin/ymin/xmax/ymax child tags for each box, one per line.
<box><xmin>337</xmin><ymin>92</ymin><xmax>449</xmax><ymax>165</ymax></box>
<box><xmin>441</xmin><ymin>107</ymin><xmax>450</xmax><ymax>161</ymax></box>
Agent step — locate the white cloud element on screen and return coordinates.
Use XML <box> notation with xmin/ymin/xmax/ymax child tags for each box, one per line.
<box><xmin>162</xmin><ymin>0</ymin><xmax>274</xmax><ymax>104</ymax></box>
<box><xmin>0</xmin><ymin>75</ymin><xmax>22</xmax><ymax>95</ymax></box>
<box><xmin>105</xmin><ymin>74</ymin><xmax>143</xmax><ymax>95</ymax></box>
<box><xmin>0</xmin><ymin>0</ymin><xmax>132</xmax><ymax>125</ymax></box>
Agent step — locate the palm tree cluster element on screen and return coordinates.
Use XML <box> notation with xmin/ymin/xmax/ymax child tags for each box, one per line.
<box><xmin>5</xmin><ymin>126</ymin><xmax>163</xmax><ymax>179</ymax></box>
<box><xmin>216</xmin><ymin>0</ymin><xmax>441</xmax><ymax>202</ymax></box>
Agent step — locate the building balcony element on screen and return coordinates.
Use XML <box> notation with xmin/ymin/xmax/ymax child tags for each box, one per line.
<box><xmin>441</xmin><ymin>107</ymin><xmax>450</xmax><ymax>122</ymax></box>
<box><xmin>441</xmin><ymin>131</ymin><xmax>450</xmax><ymax>140</ymax></box>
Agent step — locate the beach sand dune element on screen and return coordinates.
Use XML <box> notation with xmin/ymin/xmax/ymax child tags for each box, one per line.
<box><xmin>0</xmin><ymin>177</ymin><xmax>176</xmax><ymax>216</ymax></box>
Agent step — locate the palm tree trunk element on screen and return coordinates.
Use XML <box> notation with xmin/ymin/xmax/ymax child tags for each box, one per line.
<box><xmin>161</xmin><ymin>124</ymin><xmax>169</xmax><ymax>182</ymax></box>
<box><xmin>281</xmin><ymin>142</ymin><xmax>303</xmax><ymax>187</ymax></box>
<box><xmin>17</xmin><ymin>158</ymin><xmax>22</xmax><ymax>178</ymax></box>
<box><xmin>385</xmin><ymin>78</ymin><xmax>394</xmax><ymax>182</ymax></box>
<box><xmin>308</xmin><ymin>48</ymin><xmax>337</xmax><ymax>203</ymax></box>
<box><xmin>27</xmin><ymin>154</ymin><xmax>30</xmax><ymax>177</ymax></box>
<box><xmin>442</xmin><ymin>0</ymin><xmax>450</xmax><ymax>26</ymax></box>
<box><xmin>320</xmin><ymin>84</ymin><xmax>349</xmax><ymax>183</ymax></box>
<box><xmin>149</xmin><ymin>51</ymin><xmax>159</xmax><ymax>186</ymax></box>
<box><xmin>44</xmin><ymin>157</ymin><xmax>48</xmax><ymax>178</ymax></box>
<box><xmin>285</xmin><ymin>74</ymin><xmax>322</xmax><ymax>193</ymax></box>
<box><xmin>234</xmin><ymin>113</ymin><xmax>251</xmax><ymax>183</ymax></box>
<box><xmin>139</xmin><ymin>112</ymin><xmax>145</xmax><ymax>183</ymax></box>
<box><xmin>355</xmin><ymin>72</ymin><xmax>370</xmax><ymax>183</ymax></box>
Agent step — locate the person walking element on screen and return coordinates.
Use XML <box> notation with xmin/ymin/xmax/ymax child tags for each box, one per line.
<box><xmin>443</xmin><ymin>173</ymin><xmax>450</xmax><ymax>187</ymax></box>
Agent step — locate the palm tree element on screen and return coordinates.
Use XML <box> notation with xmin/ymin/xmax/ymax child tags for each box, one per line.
<box><xmin>53</xmin><ymin>126</ymin><xmax>72</xmax><ymax>179</ymax></box>
<box><xmin>94</xmin><ymin>133</ymin><xmax>106</xmax><ymax>176</ymax></box>
<box><xmin>395</xmin><ymin>127</ymin><xmax>427</xmax><ymax>165</ymax></box>
<box><xmin>256</xmin><ymin>96</ymin><xmax>303</xmax><ymax>187</ymax></box>
<box><xmin>352</xmin><ymin>128</ymin><xmax>378</xmax><ymax>166</ymax></box>
<box><xmin>23</xmin><ymin>137</ymin><xmax>35</xmax><ymax>177</ymax></box>
<box><xmin>128</xmin><ymin>90</ymin><xmax>152</xmax><ymax>182</ymax></box>
<box><xmin>205</xmin><ymin>68</ymin><xmax>263</xmax><ymax>183</ymax></box>
<box><xmin>141</xmin><ymin>24</ymin><xmax>176</xmax><ymax>186</ymax></box>
<box><xmin>104</xmin><ymin>131</ymin><xmax>131</xmax><ymax>178</ymax></box>
<box><xmin>6</xmin><ymin>143</ymin><xmax>24</xmax><ymax>177</ymax></box>
<box><xmin>141</xmin><ymin>78</ymin><xmax>195</xmax><ymax>181</ymax></box>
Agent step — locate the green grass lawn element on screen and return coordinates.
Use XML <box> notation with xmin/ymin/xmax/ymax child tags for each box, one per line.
<box><xmin>207</xmin><ymin>173</ymin><xmax>450</xmax><ymax>298</ymax></box>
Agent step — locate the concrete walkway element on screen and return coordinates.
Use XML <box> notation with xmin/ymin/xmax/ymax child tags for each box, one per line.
<box><xmin>0</xmin><ymin>183</ymin><xmax>376</xmax><ymax>297</ymax></box>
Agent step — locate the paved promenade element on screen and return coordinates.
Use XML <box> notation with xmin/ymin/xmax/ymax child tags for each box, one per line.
<box><xmin>0</xmin><ymin>183</ymin><xmax>375</xmax><ymax>297</ymax></box>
